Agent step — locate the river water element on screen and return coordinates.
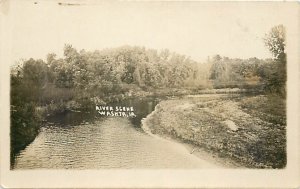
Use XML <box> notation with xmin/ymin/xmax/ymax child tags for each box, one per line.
<box><xmin>13</xmin><ymin>97</ymin><xmax>218</xmax><ymax>169</ymax></box>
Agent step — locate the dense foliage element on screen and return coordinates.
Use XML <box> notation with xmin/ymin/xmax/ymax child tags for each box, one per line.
<box><xmin>11</xmin><ymin>44</ymin><xmax>283</xmax><ymax>108</ymax></box>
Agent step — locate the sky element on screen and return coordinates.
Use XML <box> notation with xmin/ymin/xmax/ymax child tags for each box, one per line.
<box><xmin>5</xmin><ymin>0</ymin><xmax>292</xmax><ymax>64</ymax></box>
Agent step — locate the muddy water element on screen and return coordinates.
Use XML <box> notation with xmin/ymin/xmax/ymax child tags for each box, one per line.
<box><xmin>13</xmin><ymin>97</ymin><xmax>218</xmax><ymax>169</ymax></box>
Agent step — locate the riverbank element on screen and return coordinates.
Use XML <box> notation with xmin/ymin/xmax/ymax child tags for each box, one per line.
<box><xmin>142</xmin><ymin>118</ymin><xmax>240</xmax><ymax>168</ymax></box>
<box><xmin>10</xmin><ymin>87</ymin><xmax>267</xmax><ymax>168</ymax></box>
<box><xmin>141</xmin><ymin>94</ymin><xmax>286</xmax><ymax>168</ymax></box>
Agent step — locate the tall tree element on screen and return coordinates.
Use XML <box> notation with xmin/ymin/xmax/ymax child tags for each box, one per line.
<box><xmin>263</xmin><ymin>25</ymin><xmax>286</xmax><ymax>96</ymax></box>
<box><xmin>264</xmin><ymin>25</ymin><xmax>286</xmax><ymax>62</ymax></box>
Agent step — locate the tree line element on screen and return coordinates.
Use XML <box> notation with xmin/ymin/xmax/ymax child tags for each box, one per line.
<box><xmin>11</xmin><ymin>44</ymin><xmax>284</xmax><ymax>107</ymax></box>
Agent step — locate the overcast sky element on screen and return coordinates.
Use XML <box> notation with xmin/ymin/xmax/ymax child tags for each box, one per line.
<box><xmin>7</xmin><ymin>0</ymin><xmax>291</xmax><ymax>63</ymax></box>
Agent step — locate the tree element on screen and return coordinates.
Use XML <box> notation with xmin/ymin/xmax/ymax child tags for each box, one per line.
<box><xmin>263</xmin><ymin>25</ymin><xmax>286</xmax><ymax>96</ymax></box>
<box><xmin>264</xmin><ymin>25</ymin><xmax>286</xmax><ymax>62</ymax></box>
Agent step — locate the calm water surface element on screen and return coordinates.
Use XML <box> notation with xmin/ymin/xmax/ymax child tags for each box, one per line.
<box><xmin>13</xmin><ymin>97</ymin><xmax>217</xmax><ymax>169</ymax></box>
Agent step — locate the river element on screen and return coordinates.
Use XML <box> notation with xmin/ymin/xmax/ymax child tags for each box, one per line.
<box><xmin>13</xmin><ymin>97</ymin><xmax>219</xmax><ymax>169</ymax></box>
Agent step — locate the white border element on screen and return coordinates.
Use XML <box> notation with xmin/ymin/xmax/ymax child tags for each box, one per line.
<box><xmin>1</xmin><ymin>1</ymin><xmax>299</xmax><ymax>188</ymax></box>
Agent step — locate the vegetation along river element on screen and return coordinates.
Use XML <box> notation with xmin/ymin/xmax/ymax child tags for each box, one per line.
<box><xmin>13</xmin><ymin>97</ymin><xmax>220</xmax><ymax>169</ymax></box>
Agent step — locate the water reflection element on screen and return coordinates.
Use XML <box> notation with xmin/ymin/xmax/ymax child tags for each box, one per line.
<box><xmin>104</xmin><ymin>97</ymin><xmax>161</xmax><ymax>129</ymax></box>
<box><xmin>46</xmin><ymin>111</ymin><xmax>97</xmax><ymax>127</ymax></box>
<box><xmin>14</xmin><ymin>117</ymin><xmax>217</xmax><ymax>169</ymax></box>
<box><xmin>13</xmin><ymin>97</ymin><xmax>217</xmax><ymax>169</ymax></box>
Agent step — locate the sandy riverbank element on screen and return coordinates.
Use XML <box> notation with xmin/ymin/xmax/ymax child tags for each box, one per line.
<box><xmin>141</xmin><ymin>94</ymin><xmax>286</xmax><ymax>168</ymax></box>
<box><xmin>141</xmin><ymin>100</ymin><xmax>241</xmax><ymax>169</ymax></box>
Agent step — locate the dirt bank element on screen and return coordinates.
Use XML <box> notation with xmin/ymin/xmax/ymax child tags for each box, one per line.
<box><xmin>142</xmin><ymin>94</ymin><xmax>286</xmax><ymax>168</ymax></box>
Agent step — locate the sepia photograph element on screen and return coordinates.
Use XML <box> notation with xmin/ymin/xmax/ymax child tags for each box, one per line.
<box><xmin>1</xmin><ymin>0</ymin><xmax>300</xmax><ymax>188</ymax></box>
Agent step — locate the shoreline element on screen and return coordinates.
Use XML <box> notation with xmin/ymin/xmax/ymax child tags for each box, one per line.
<box><xmin>141</xmin><ymin>103</ymin><xmax>240</xmax><ymax>168</ymax></box>
<box><xmin>140</xmin><ymin>93</ymin><xmax>286</xmax><ymax>169</ymax></box>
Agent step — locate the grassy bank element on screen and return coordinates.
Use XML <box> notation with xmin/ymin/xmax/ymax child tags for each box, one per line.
<box><xmin>142</xmin><ymin>94</ymin><xmax>286</xmax><ymax>168</ymax></box>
